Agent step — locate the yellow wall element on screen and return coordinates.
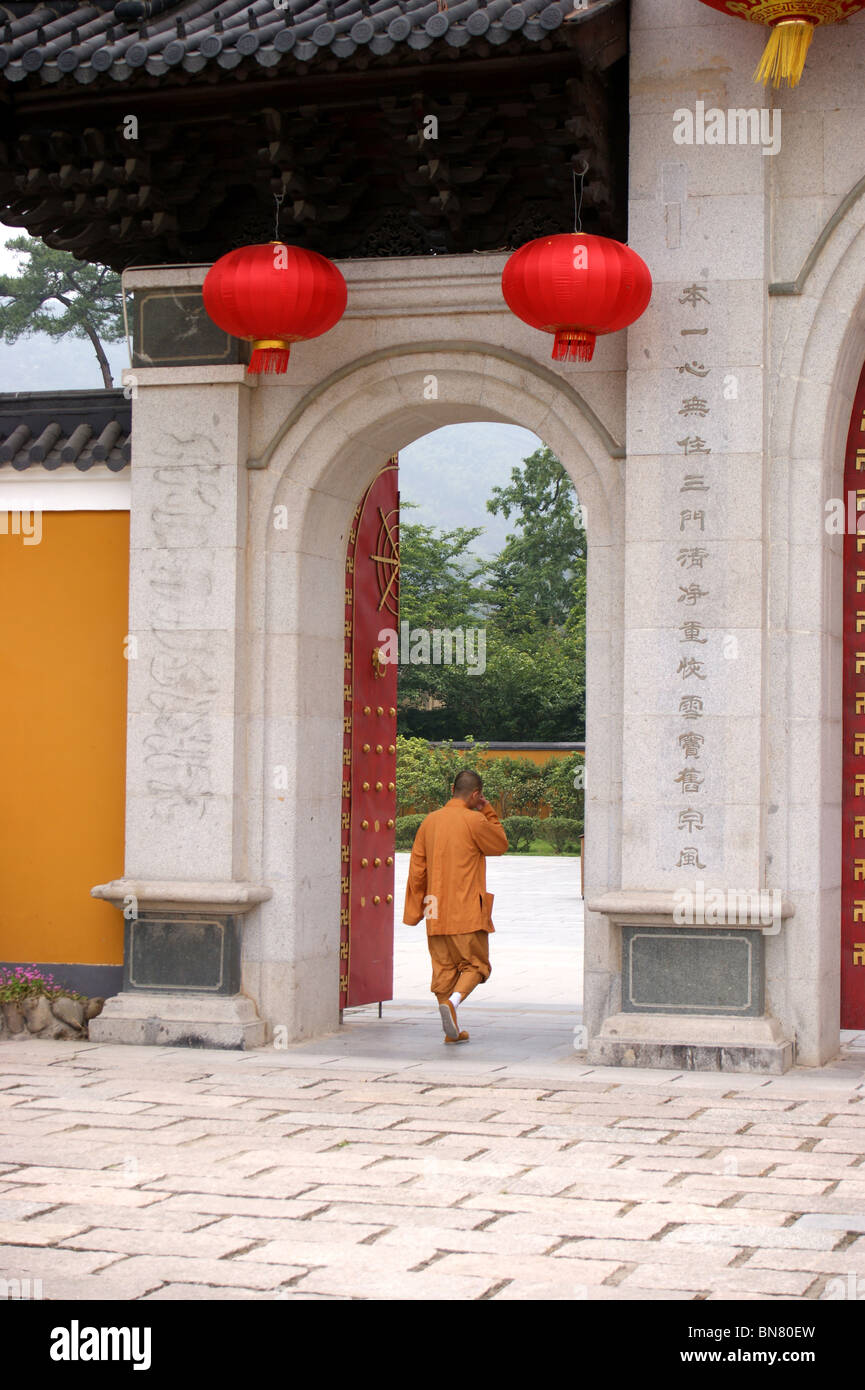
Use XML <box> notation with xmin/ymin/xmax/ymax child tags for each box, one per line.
<box><xmin>474</xmin><ymin>748</ymin><xmax>582</xmax><ymax>768</ymax></box>
<box><xmin>0</xmin><ymin>511</ymin><xmax>128</xmax><ymax>966</ymax></box>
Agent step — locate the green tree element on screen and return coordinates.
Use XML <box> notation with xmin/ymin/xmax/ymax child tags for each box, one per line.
<box><xmin>397</xmin><ymin>515</ymin><xmax>488</xmax><ymax>732</ymax></box>
<box><xmin>485</xmin><ymin>444</ymin><xmax>587</xmax><ymax>636</ymax></box>
<box><xmin>397</xmin><ymin>515</ymin><xmax>486</xmax><ymax>631</ymax></box>
<box><xmin>430</xmin><ymin>624</ymin><xmax>585</xmax><ymax>741</ymax></box>
<box><xmin>395</xmin><ymin>444</ymin><xmax>588</xmax><ymax>741</ymax></box>
<box><xmin>0</xmin><ymin>236</ymin><xmax>124</xmax><ymax>388</ymax></box>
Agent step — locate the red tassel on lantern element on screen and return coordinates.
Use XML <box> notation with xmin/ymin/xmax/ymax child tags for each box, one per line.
<box><xmin>203</xmin><ymin>242</ymin><xmax>347</xmax><ymax>375</ymax></box>
<box><xmin>697</xmin><ymin>1</ymin><xmax>865</xmax><ymax>88</ymax></box>
<box><xmin>248</xmin><ymin>342</ymin><xmax>292</xmax><ymax>374</ymax></box>
<box><xmin>502</xmin><ymin>233</ymin><xmax>652</xmax><ymax>364</ymax></box>
<box><xmin>552</xmin><ymin>329</ymin><xmax>596</xmax><ymax>363</ymax></box>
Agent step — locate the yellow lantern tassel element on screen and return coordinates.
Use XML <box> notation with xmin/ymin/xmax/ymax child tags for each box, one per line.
<box><xmin>753</xmin><ymin>19</ymin><xmax>814</xmax><ymax>88</ymax></box>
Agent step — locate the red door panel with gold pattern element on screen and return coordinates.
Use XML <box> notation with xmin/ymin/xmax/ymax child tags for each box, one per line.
<box><xmin>842</xmin><ymin>363</ymin><xmax>865</xmax><ymax>1029</ymax></box>
<box><xmin>340</xmin><ymin>460</ymin><xmax>399</xmax><ymax>1009</ymax></box>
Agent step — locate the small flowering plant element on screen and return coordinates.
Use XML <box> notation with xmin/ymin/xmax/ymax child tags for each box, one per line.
<box><xmin>0</xmin><ymin>966</ymin><xmax>84</xmax><ymax>1004</ymax></box>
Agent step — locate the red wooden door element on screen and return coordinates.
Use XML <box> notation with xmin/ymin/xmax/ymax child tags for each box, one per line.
<box><xmin>841</xmin><ymin>362</ymin><xmax>865</xmax><ymax>1029</ymax></box>
<box><xmin>340</xmin><ymin>459</ymin><xmax>399</xmax><ymax>1009</ymax></box>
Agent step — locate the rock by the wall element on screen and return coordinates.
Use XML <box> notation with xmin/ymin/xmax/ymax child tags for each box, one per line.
<box><xmin>0</xmin><ymin>993</ymin><xmax>109</xmax><ymax>1041</ymax></box>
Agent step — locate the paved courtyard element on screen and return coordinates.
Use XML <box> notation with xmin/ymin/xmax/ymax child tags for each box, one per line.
<box><xmin>0</xmin><ymin>857</ymin><xmax>863</xmax><ymax>1302</ymax></box>
<box><xmin>392</xmin><ymin>850</ymin><xmax>582</xmax><ymax>1003</ymax></box>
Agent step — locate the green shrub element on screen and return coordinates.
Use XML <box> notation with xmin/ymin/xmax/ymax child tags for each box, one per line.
<box><xmin>395</xmin><ymin>736</ymin><xmax>586</xmax><ymax>823</ymax></box>
<box><xmin>481</xmin><ymin>757</ymin><xmax>547</xmax><ymax>816</ymax></box>
<box><xmin>543</xmin><ymin>817</ymin><xmax>583</xmax><ymax>855</ymax></box>
<box><xmin>396</xmin><ymin>735</ymin><xmax>487</xmax><ymax>816</ymax></box>
<box><xmin>395</xmin><ymin>813</ymin><xmax>425</xmax><ymax>850</ymax></box>
<box><xmin>543</xmin><ymin>754</ymin><xmax>585</xmax><ymax>819</ymax></box>
<box><xmin>502</xmin><ymin>815</ymin><xmax>539</xmax><ymax>853</ymax></box>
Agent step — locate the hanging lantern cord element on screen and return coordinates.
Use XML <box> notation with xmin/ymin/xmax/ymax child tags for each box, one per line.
<box><xmin>273</xmin><ymin>191</ymin><xmax>285</xmax><ymax>241</ymax></box>
<box><xmin>572</xmin><ymin>160</ymin><xmax>588</xmax><ymax>235</ymax></box>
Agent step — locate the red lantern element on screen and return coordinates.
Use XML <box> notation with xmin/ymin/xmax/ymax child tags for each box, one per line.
<box><xmin>501</xmin><ymin>233</ymin><xmax>652</xmax><ymax>364</ymax></box>
<box><xmin>202</xmin><ymin>242</ymin><xmax>347</xmax><ymax>375</ymax></box>
<box><xmin>698</xmin><ymin>1</ymin><xmax>865</xmax><ymax>88</ymax></box>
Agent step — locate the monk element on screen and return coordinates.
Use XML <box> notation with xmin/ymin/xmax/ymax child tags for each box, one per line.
<box><xmin>403</xmin><ymin>769</ymin><xmax>508</xmax><ymax>1043</ymax></box>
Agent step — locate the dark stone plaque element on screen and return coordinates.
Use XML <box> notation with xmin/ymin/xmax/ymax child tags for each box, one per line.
<box><xmin>621</xmin><ymin>926</ymin><xmax>764</xmax><ymax>1017</ymax></box>
<box><xmin>131</xmin><ymin>289</ymin><xmax>247</xmax><ymax>368</ymax></box>
<box><xmin>124</xmin><ymin>912</ymin><xmax>242</xmax><ymax>995</ymax></box>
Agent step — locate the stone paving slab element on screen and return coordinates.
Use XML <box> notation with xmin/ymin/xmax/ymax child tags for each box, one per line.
<box><xmin>617</xmin><ymin>1264</ymin><xmax>819</xmax><ymax>1298</ymax></box>
<box><xmin>290</xmin><ymin>1267</ymin><xmax>498</xmax><ymax>1299</ymax></box>
<box><xmin>0</xmin><ymin>1020</ymin><xmax>862</xmax><ymax>1302</ymax></box>
<box><xmin>140</xmin><ymin>1283</ymin><xmax>289</xmax><ymax>1301</ymax></box>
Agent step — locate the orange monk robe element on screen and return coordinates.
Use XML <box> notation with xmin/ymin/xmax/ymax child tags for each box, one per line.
<box><xmin>403</xmin><ymin>797</ymin><xmax>509</xmax><ymax>936</ymax></box>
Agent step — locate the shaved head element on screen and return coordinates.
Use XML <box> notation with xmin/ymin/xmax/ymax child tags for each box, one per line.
<box><xmin>453</xmin><ymin>769</ymin><xmax>483</xmax><ymax>797</ymax></box>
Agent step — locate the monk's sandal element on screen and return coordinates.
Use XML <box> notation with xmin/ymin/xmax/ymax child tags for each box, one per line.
<box><xmin>439</xmin><ymin>1000</ymin><xmax>460</xmax><ymax>1040</ymax></box>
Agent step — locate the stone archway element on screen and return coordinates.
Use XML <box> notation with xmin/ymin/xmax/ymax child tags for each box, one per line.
<box><xmin>90</xmin><ymin>254</ymin><xmax>628</xmax><ymax>1053</ymax></box>
<box><xmin>768</xmin><ymin>210</ymin><xmax>865</xmax><ymax>1062</ymax></box>
<box><xmin>245</xmin><ymin>344</ymin><xmax>624</xmax><ymax>1042</ymax></box>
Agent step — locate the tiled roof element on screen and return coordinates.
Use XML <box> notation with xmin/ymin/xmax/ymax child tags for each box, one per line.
<box><xmin>0</xmin><ymin>389</ymin><xmax>130</xmax><ymax>470</ymax></box>
<box><xmin>0</xmin><ymin>0</ymin><xmax>606</xmax><ymax>84</ymax></box>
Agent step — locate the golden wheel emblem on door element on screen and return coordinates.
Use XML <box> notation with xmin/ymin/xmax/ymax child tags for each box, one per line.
<box><xmin>370</xmin><ymin>505</ymin><xmax>400</xmax><ymax>618</ymax></box>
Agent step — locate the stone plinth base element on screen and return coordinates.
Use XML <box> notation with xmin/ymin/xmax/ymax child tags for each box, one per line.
<box><xmin>588</xmin><ymin>1013</ymin><xmax>794</xmax><ymax>1074</ymax></box>
<box><xmin>89</xmin><ymin>992</ymin><xmax>266</xmax><ymax>1050</ymax></box>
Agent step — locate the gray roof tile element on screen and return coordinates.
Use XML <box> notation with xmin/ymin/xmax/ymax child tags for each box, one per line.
<box><xmin>0</xmin><ymin>0</ymin><xmax>592</xmax><ymax>84</ymax></box>
<box><xmin>0</xmin><ymin>391</ymin><xmax>131</xmax><ymax>472</ymax></box>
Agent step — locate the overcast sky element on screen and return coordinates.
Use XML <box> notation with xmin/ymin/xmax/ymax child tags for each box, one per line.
<box><xmin>0</xmin><ymin>223</ymin><xmax>130</xmax><ymax>391</ymax></box>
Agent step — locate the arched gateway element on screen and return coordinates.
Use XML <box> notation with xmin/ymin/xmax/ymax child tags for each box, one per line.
<box><xmin>3</xmin><ymin>0</ymin><xmax>852</xmax><ymax>1071</ymax></box>
<box><xmin>88</xmin><ymin>213</ymin><xmax>865</xmax><ymax>1070</ymax></box>
<box><xmin>91</xmin><ymin>253</ymin><xmax>627</xmax><ymax>1052</ymax></box>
